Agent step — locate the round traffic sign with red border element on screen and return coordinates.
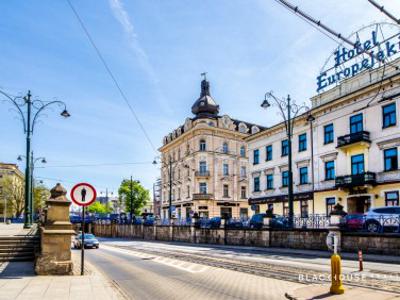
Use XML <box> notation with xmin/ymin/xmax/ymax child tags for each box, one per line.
<box><xmin>70</xmin><ymin>183</ymin><xmax>97</xmax><ymax>207</ymax></box>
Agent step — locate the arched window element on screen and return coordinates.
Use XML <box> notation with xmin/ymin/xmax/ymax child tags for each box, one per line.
<box><xmin>222</xmin><ymin>142</ymin><xmax>229</xmax><ymax>154</ymax></box>
<box><xmin>199</xmin><ymin>139</ymin><xmax>206</xmax><ymax>151</ymax></box>
<box><xmin>240</xmin><ymin>146</ymin><xmax>246</xmax><ymax>157</ymax></box>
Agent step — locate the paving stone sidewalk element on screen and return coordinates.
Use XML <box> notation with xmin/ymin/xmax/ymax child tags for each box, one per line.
<box><xmin>285</xmin><ymin>284</ymin><xmax>400</xmax><ymax>300</ymax></box>
<box><xmin>0</xmin><ymin>251</ymin><xmax>127</xmax><ymax>300</ymax></box>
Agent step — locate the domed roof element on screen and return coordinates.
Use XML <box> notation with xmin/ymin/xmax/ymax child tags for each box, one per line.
<box><xmin>191</xmin><ymin>79</ymin><xmax>219</xmax><ymax>118</ymax></box>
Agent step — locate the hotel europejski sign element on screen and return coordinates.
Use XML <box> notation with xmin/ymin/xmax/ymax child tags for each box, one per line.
<box><xmin>317</xmin><ymin>23</ymin><xmax>400</xmax><ymax>93</ymax></box>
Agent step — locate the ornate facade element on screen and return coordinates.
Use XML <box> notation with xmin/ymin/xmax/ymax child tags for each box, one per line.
<box><xmin>159</xmin><ymin>78</ymin><xmax>263</xmax><ymax>219</ymax></box>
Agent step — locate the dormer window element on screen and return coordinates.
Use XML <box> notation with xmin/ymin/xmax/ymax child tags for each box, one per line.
<box><xmin>222</xmin><ymin>142</ymin><xmax>229</xmax><ymax>154</ymax></box>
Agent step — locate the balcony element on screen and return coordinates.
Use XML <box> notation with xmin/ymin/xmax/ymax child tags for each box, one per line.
<box><xmin>192</xmin><ymin>193</ymin><xmax>214</xmax><ymax>200</ymax></box>
<box><xmin>337</xmin><ymin>131</ymin><xmax>371</xmax><ymax>149</ymax></box>
<box><xmin>195</xmin><ymin>171</ymin><xmax>210</xmax><ymax>177</ymax></box>
<box><xmin>335</xmin><ymin>172</ymin><xmax>376</xmax><ymax>188</ymax></box>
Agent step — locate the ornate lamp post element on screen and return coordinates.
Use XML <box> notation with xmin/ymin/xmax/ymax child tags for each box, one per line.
<box><xmin>1</xmin><ymin>90</ymin><xmax>70</xmax><ymax>228</ymax></box>
<box><xmin>18</xmin><ymin>153</ymin><xmax>46</xmax><ymax>223</ymax></box>
<box><xmin>261</xmin><ymin>92</ymin><xmax>308</xmax><ymax>228</ymax></box>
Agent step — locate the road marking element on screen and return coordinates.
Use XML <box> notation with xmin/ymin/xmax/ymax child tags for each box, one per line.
<box><xmin>101</xmin><ymin>244</ymin><xmax>209</xmax><ymax>273</ymax></box>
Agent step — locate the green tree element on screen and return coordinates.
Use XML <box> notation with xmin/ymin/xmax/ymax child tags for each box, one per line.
<box><xmin>118</xmin><ymin>179</ymin><xmax>149</xmax><ymax>216</ymax></box>
<box><xmin>33</xmin><ymin>183</ymin><xmax>50</xmax><ymax>214</ymax></box>
<box><xmin>0</xmin><ymin>175</ymin><xmax>24</xmax><ymax>217</ymax></box>
<box><xmin>88</xmin><ymin>201</ymin><xmax>112</xmax><ymax>214</ymax></box>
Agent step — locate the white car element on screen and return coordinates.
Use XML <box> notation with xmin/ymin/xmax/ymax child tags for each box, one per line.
<box><xmin>364</xmin><ymin>206</ymin><xmax>400</xmax><ymax>232</ymax></box>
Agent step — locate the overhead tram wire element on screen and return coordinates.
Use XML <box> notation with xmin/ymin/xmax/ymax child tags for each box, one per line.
<box><xmin>273</xmin><ymin>0</ymin><xmax>400</xmax><ymax>71</ymax></box>
<box><xmin>367</xmin><ymin>0</ymin><xmax>400</xmax><ymax>25</ymax></box>
<box><xmin>66</xmin><ymin>0</ymin><xmax>157</xmax><ymax>153</ymax></box>
<box><xmin>35</xmin><ymin>161</ymin><xmax>154</xmax><ymax>168</ymax></box>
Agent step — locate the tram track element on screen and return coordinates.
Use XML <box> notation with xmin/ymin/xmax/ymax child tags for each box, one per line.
<box><xmin>109</xmin><ymin>244</ymin><xmax>400</xmax><ymax>294</ymax></box>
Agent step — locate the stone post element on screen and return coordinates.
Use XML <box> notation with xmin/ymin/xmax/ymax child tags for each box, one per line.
<box><xmin>328</xmin><ymin>203</ymin><xmax>347</xmax><ymax>253</ymax></box>
<box><xmin>35</xmin><ymin>183</ymin><xmax>75</xmax><ymax>275</ymax></box>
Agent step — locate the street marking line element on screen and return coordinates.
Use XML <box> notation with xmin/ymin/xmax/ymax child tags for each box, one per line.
<box><xmin>101</xmin><ymin>244</ymin><xmax>209</xmax><ymax>273</ymax></box>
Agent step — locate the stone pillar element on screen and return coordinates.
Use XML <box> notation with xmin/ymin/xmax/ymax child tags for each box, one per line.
<box><xmin>328</xmin><ymin>203</ymin><xmax>346</xmax><ymax>253</ymax></box>
<box><xmin>35</xmin><ymin>183</ymin><xmax>75</xmax><ymax>275</ymax></box>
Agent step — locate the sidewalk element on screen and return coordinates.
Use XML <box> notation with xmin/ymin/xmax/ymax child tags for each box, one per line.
<box><xmin>0</xmin><ymin>251</ymin><xmax>127</xmax><ymax>300</ymax></box>
<box><xmin>0</xmin><ymin>224</ymin><xmax>36</xmax><ymax>237</ymax></box>
<box><xmin>285</xmin><ymin>284</ymin><xmax>400</xmax><ymax>300</ymax></box>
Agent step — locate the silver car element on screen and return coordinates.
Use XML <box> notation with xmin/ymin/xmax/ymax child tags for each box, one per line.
<box><xmin>364</xmin><ymin>206</ymin><xmax>400</xmax><ymax>232</ymax></box>
<box><xmin>73</xmin><ymin>233</ymin><xmax>100</xmax><ymax>249</ymax></box>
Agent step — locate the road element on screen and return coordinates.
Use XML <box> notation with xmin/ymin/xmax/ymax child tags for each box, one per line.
<box><xmin>85</xmin><ymin>241</ymin><xmax>302</xmax><ymax>300</ymax></box>
<box><xmin>85</xmin><ymin>239</ymin><xmax>400</xmax><ymax>299</ymax></box>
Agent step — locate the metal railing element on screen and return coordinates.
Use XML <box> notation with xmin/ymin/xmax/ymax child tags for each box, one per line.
<box><xmin>335</xmin><ymin>172</ymin><xmax>376</xmax><ymax>188</ymax></box>
<box><xmin>337</xmin><ymin>131</ymin><xmax>370</xmax><ymax>148</ymax></box>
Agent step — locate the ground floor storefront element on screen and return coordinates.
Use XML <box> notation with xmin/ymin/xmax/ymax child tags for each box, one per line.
<box><xmin>248</xmin><ymin>182</ymin><xmax>400</xmax><ymax>217</ymax></box>
<box><xmin>162</xmin><ymin>199</ymin><xmax>250</xmax><ymax>219</ymax></box>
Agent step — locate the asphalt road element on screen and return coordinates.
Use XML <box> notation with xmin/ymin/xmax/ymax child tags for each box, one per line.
<box><xmin>85</xmin><ymin>242</ymin><xmax>302</xmax><ymax>300</ymax></box>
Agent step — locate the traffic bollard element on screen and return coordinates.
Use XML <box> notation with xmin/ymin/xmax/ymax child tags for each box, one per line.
<box><xmin>330</xmin><ymin>253</ymin><xmax>345</xmax><ymax>295</ymax></box>
<box><xmin>358</xmin><ymin>250</ymin><xmax>363</xmax><ymax>272</ymax></box>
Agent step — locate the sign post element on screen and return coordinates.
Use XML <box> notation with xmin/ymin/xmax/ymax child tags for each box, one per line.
<box><xmin>70</xmin><ymin>183</ymin><xmax>97</xmax><ymax>276</ymax></box>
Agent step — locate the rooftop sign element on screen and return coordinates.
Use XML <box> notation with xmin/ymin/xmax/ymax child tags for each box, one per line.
<box><xmin>317</xmin><ymin>23</ymin><xmax>400</xmax><ymax>93</ymax></box>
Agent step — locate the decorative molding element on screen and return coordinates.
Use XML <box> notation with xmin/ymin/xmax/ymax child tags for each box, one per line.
<box><xmin>376</xmin><ymin>137</ymin><xmax>400</xmax><ymax>150</ymax></box>
<box><xmin>295</xmin><ymin>158</ymin><xmax>310</xmax><ymax>168</ymax></box>
<box><xmin>264</xmin><ymin>167</ymin><xmax>275</xmax><ymax>175</ymax></box>
<box><xmin>278</xmin><ymin>164</ymin><xmax>288</xmax><ymax>172</ymax></box>
<box><xmin>319</xmin><ymin>151</ymin><xmax>338</xmax><ymax>162</ymax></box>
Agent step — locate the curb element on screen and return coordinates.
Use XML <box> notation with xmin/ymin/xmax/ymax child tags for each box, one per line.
<box><xmin>285</xmin><ymin>291</ymin><xmax>304</xmax><ymax>300</ymax></box>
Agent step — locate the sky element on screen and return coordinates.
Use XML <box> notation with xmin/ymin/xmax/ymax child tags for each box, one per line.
<box><xmin>1</xmin><ymin>0</ymin><xmax>399</xmax><ymax>198</ymax></box>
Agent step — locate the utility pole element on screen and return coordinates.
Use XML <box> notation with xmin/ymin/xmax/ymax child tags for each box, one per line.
<box><xmin>286</xmin><ymin>96</ymin><xmax>294</xmax><ymax>229</ymax></box>
<box><xmin>307</xmin><ymin>114</ymin><xmax>316</xmax><ymax>216</ymax></box>
<box><xmin>168</xmin><ymin>156</ymin><xmax>173</xmax><ymax>220</ymax></box>
<box><xmin>130</xmin><ymin>176</ymin><xmax>133</xmax><ymax>223</ymax></box>
<box><xmin>24</xmin><ymin>91</ymin><xmax>32</xmax><ymax>228</ymax></box>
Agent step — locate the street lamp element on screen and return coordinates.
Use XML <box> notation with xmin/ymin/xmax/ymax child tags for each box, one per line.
<box><xmin>1</xmin><ymin>89</ymin><xmax>70</xmax><ymax>228</ymax></box>
<box><xmin>261</xmin><ymin>91</ymin><xmax>308</xmax><ymax>228</ymax></box>
<box><xmin>18</xmin><ymin>153</ymin><xmax>46</xmax><ymax>223</ymax></box>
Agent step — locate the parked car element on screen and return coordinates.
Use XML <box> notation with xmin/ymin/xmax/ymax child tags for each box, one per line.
<box><xmin>364</xmin><ymin>206</ymin><xmax>400</xmax><ymax>232</ymax></box>
<box><xmin>249</xmin><ymin>213</ymin><xmax>289</xmax><ymax>229</ymax></box>
<box><xmin>225</xmin><ymin>218</ymin><xmax>244</xmax><ymax>229</ymax></box>
<box><xmin>341</xmin><ymin>213</ymin><xmax>365</xmax><ymax>231</ymax></box>
<box><xmin>73</xmin><ymin>233</ymin><xmax>100</xmax><ymax>249</ymax></box>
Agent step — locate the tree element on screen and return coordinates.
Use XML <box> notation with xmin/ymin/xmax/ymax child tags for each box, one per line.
<box><xmin>118</xmin><ymin>179</ymin><xmax>150</xmax><ymax>216</ymax></box>
<box><xmin>0</xmin><ymin>175</ymin><xmax>24</xmax><ymax>217</ymax></box>
<box><xmin>33</xmin><ymin>183</ymin><xmax>50</xmax><ymax>214</ymax></box>
<box><xmin>88</xmin><ymin>201</ymin><xmax>112</xmax><ymax>214</ymax></box>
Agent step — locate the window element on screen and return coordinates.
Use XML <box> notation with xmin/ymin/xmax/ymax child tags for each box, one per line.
<box><xmin>240</xmin><ymin>186</ymin><xmax>247</xmax><ymax>199</ymax></box>
<box><xmin>240</xmin><ymin>146</ymin><xmax>246</xmax><ymax>157</ymax></box>
<box><xmin>298</xmin><ymin>133</ymin><xmax>307</xmax><ymax>152</ymax></box>
<box><xmin>301</xmin><ymin>200</ymin><xmax>308</xmax><ymax>218</ymax></box>
<box><xmin>385</xmin><ymin>191</ymin><xmax>399</xmax><ymax>206</ymax></box>
<box><xmin>351</xmin><ymin>154</ymin><xmax>364</xmax><ymax>175</ymax></box>
<box><xmin>199</xmin><ymin>139</ymin><xmax>206</xmax><ymax>151</ymax></box>
<box><xmin>178</xmin><ymin>168</ymin><xmax>181</xmax><ymax>180</ymax></box>
<box><xmin>282</xmin><ymin>171</ymin><xmax>289</xmax><ymax>187</ymax></box>
<box><xmin>326</xmin><ymin>197</ymin><xmax>336</xmax><ymax>216</ymax></box>
<box><xmin>253</xmin><ymin>177</ymin><xmax>260</xmax><ymax>192</ymax></box>
<box><xmin>325</xmin><ymin>161</ymin><xmax>335</xmax><ymax>180</ymax></box>
<box><xmin>177</xmin><ymin>188</ymin><xmax>181</xmax><ymax>200</ymax></box>
<box><xmin>281</xmin><ymin>140</ymin><xmax>289</xmax><ymax>156</ymax></box>
<box><xmin>187</xmin><ymin>185</ymin><xmax>190</xmax><ymax>198</ymax></box>
<box><xmin>199</xmin><ymin>161</ymin><xmax>207</xmax><ymax>174</ymax></box>
<box><xmin>178</xmin><ymin>149</ymin><xmax>181</xmax><ymax>159</ymax></box>
<box><xmin>222</xmin><ymin>142</ymin><xmax>229</xmax><ymax>154</ymax></box>
<box><xmin>199</xmin><ymin>182</ymin><xmax>207</xmax><ymax>194</ymax></box>
<box><xmin>266</xmin><ymin>174</ymin><xmax>274</xmax><ymax>190</ymax></box>
<box><xmin>382</xmin><ymin>103</ymin><xmax>396</xmax><ymax>128</ymax></box>
<box><xmin>324</xmin><ymin>124</ymin><xmax>334</xmax><ymax>144</ymax></box>
<box><xmin>253</xmin><ymin>149</ymin><xmax>260</xmax><ymax>165</ymax></box>
<box><xmin>223</xmin><ymin>184</ymin><xmax>229</xmax><ymax>197</ymax></box>
<box><xmin>350</xmin><ymin>113</ymin><xmax>363</xmax><ymax>134</ymax></box>
<box><xmin>240</xmin><ymin>208</ymin><xmax>248</xmax><ymax>218</ymax></box>
<box><xmin>223</xmin><ymin>163</ymin><xmax>229</xmax><ymax>176</ymax></box>
<box><xmin>299</xmin><ymin>167</ymin><xmax>308</xmax><ymax>184</ymax></box>
<box><xmin>240</xmin><ymin>166</ymin><xmax>246</xmax><ymax>178</ymax></box>
<box><xmin>266</xmin><ymin>145</ymin><xmax>273</xmax><ymax>161</ymax></box>
<box><xmin>384</xmin><ymin>148</ymin><xmax>398</xmax><ymax>171</ymax></box>
<box><xmin>283</xmin><ymin>202</ymin><xmax>289</xmax><ymax>216</ymax></box>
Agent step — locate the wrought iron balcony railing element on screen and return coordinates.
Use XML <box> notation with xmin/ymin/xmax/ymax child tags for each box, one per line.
<box><xmin>195</xmin><ymin>171</ymin><xmax>210</xmax><ymax>177</ymax></box>
<box><xmin>192</xmin><ymin>193</ymin><xmax>214</xmax><ymax>200</ymax></box>
<box><xmin>335</xmin><ymin>172</ymin><xmax>376</xmax><ymax>188</ymax></box>
<box><xmin>337</xmin><ymin>131</ymin><xmax>371</xmax><ymax>148</ymax></box>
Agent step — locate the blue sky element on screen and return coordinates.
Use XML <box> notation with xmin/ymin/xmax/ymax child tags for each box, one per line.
<box><xmin>1</xmin><ymin>0</ymin><xmax>399</xmax><ymax>197</ymax></box>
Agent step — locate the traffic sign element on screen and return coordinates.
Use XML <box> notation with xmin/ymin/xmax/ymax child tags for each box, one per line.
<box><xmin>70</xmin><ymin>183</ymin><xmax>97</xmax><ymax>207</ymax></box>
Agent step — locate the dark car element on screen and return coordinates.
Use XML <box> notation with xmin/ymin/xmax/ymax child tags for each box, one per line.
<box><xmin>225</xmin><ymin>218</ymin><xmax>244</xmax><ymax>229</ymax></box>
<box><xmin>341</xmin><ymin>213</ymin><xmax>365</xmax><ymax>230</ymax></box>
<box><xmin>249</xmin><ymin>213</ymin><xmax>289</xmax><ymax>229</ymax></box>
<box><xmin>73</xmin><ymin>233</ymin><xmax>99</xmax><ymax>249</ymax></box>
